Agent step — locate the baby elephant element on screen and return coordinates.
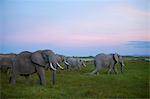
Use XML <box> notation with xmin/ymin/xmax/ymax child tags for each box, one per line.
<box><xmin>64</xmin><ymin>58</ymin><xmax>86</xmax><ymax>70</ymax></box>
<box><xmin>90</xmin><ymin>53</ymin><xmax>125</xmax><ymax>75</ymax></box>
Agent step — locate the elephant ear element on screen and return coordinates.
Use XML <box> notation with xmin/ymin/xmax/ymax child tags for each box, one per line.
<box><xmin>113</xmin><ymin>53</ymin><xmax>119</xmax><ymax>63</ymax></box>
<box><xmin>31</xmin><ymin>50</ymin><xmax>46</xmax><ymax>66</ymax></box>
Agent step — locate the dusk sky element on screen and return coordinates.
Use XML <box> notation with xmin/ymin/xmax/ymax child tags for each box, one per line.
<box><xmin>1</xmin><ymin>0</ymin><xmax>150</xmax><ymax>56</ymax></box>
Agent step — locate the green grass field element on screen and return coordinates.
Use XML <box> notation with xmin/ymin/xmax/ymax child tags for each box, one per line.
<box><xmin>0</xmin><ymin>60</ymin><xmax>149</xmax><ymax>98</ymax></box>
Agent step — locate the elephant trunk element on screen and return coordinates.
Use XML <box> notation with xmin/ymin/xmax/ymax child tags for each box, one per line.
<box><xmin>52</xmin><ymin>69</ymin><xmax>56</xmax><ymax>85</ymax></box>
<box><xmin>48</xmin><ymin>58</ymin><xmax>57</xmax><ymax>85</ymax></box>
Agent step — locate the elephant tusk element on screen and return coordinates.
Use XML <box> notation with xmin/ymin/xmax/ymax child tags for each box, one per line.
<box><xmin>64</xmin><ymin>61</ymin><xmax>70</xmax><ymax>65</ymax></box>
<box><xmin>50</xmin><ymin>63</ymin><xmax>57</xmax><ymax>71</ymax></box>
<box><xmin>83</xmin><ymin>62</ymin><xmax>86</xmax><ymax>67</ymax></box>
<box><xmin>122</xmin><ymin>64</ymin><xmax>125</xmax><ymax>67</ymax></box>
<box><xmin>56</xmin><ymin>63</ymin><xmax>64</xmax><ymax>69</ymax></box>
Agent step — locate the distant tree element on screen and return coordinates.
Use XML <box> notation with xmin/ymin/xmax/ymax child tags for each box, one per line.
<box><xmin>89</xmin><ymin>56</ymin><xmax>94</xmax><ymax>58</ymax></box>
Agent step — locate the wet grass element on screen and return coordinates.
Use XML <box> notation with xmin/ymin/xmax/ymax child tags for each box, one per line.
<box><xmin>0</xmin><ymin>60</ymin><xmax>149</xmax><ymax>98</ymax></box>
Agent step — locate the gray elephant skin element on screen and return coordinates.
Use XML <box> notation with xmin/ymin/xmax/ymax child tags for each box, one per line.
<box><xmin>10</xmin><ymin>50</ymin><xmax>61</xmax><ymax>85</ymax></box>
<box><xmin>55</xmin><ymin>54</ymin><xmax>65</xmax><ymax>63</ymax></box>
<box><xmin>65</xmin><ymin>58</ymin><xmax>86</xmax><ymax>70</ymax></box>
<box><xmin>0</xmin><ymin>54</ymin><xmax>16</xmax><ymax>72</ymax></box>
<box><xmin>90</xmin><ymin>53</ymin><xmax>125</xmax><ymax>75</ymax></box>
<box><xmin>55</xmin><ymin>54</ymin><xmax>66</xmax><ymax>70</ymax></box>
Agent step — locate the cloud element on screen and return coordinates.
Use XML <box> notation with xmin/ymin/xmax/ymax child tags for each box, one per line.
<box><xmin>127</xmin><ymin>41</ymin><xmax>150</xmax><ymax>48</ymax></box>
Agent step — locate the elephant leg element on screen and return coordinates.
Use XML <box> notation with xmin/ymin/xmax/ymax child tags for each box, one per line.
<box><xmin>113</xmin><ymin>66</ymin><xmax>118</xmax><ymax>74</ymax></box>
<box><xmin>108</xmin><ymin>66</ymin><xmax>113</xmax><ymax>74</ymax></box>
<box><xmin>68</xmin><ymin>66</ymin><xmax>73</xmax><ymax>71</ymax></box>
<box><xmin>70</xmin><ymin>67</ymin><xmax>73</xmax><ymax>71</ymax></box>
<box><xmin>64</xmin><ymin>64</ymin><xmax>69</xmax><ymax>70</ymax></box>
<box><xmin>96</xmin><ymin>72</ymin><xmax>99</xmax><ymax>75</ymax></box>
<box><xmin>79</xmin><ymin>67</ymin><xmax>81</xmax><ymax>70</ymax></box>
<box><xmin>90</xmin><ymin>64</ymin><xmax>101</xmax><ymax>75</ymax></box>
<box><xmin>24</xmin><ymin>75</ymin><xmax>29</xmax><ymax>79</ymax></box>
<box><xmin>24</xmin><ymin>75</ymin><xmax>30</xmax><ymax>84</ymax></box>
<box><xmin>121</xmin><ymin>66</ymin><xmax>125</xmax><ymax>73</ymax></box>
<box><xmin>36</xmin><ymin>66</ymin><xmax>46</xmax><ymax>85</ymax></box>
<box><xmin>52</xmin><ymin>70</ymin><xmax>56</xmax><ymax>85</ymax></box>
<box><xmin>9</xmin><ymin>72</ymin><xmax>16</xmax><ymax>84</ymax></box>
<box><xmin>66</xmin><ymin>65</ymin><xmax>69</xmax><ymax>70</ymax></box>
<box><xmin>78</xmin><ymin>66</ymin><xmax>81</xmax><ymax>70</ymax></box>
<box><xmin>77</xmin><ymin>66</ymin><xmax>80</xmax><ymax>70</ymax></box>
<box><xmin>7</xmin><ymin>69</ymin><xmax>11</xmax><ymax>77</ymax></box>
<box><xmin>66</xmin><ymin>65</ymin><xmax>69</xmax><ymax>69</ymax></box>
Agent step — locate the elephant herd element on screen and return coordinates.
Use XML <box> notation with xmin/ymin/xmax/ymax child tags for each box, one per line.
<box><xmin>0</xmin><ymin>49</ymin><xmax>125</xmax><ymax>86</ymax></box>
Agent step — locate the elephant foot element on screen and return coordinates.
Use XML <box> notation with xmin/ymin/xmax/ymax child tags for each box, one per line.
<box><xmin>9</xmin><ymin>77</ymin><xmax>16</xmax><ymax>84</ymax></box>
<box><xmin>42</xmin><ymin>82</ymin><xmax>46</xmax><ymax>86</ymax></box>
<box><xmin>107</xmin><ymin>70</ymin><xmax>113</xmax><ymax>74</ymax></box>
<box><xmin>96</xmin><ymin>72</ymin><xmax>99</xmax><ymax>75</ymax></box>
<box><xmin>10</xmin><ymin>79</ymin><xmax>16</xmax><ymax>85</ymax></box>
<box><xmin>36</xmin><ymin>80</ymin><xmax>46</xmax><ymax>85</ymax></box>
<box><xmin>87</xmin><ymin>72</ymin><xmax>96</xmax><ymax>76</ymax></box>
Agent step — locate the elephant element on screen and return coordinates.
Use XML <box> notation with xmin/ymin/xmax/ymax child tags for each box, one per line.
<box><xmin>64</xmin><ymin>58</ymin><xmax>86</xmax><ymax>70</ymax></box>
<box><xmin>90</xmin><ymin>53</ymin><xmax>125</xmax><ymax>75</ymax></box>
<box><xmin>0</xmin><ymin>53</ymin><xmax>16</xmax><ymax>72</ymax></box>
<box><xmin>9</xmin><ymin>50</ymin><xmax>63</xmax><ymax>85</ymax></box>
<box><xmin>55</xmin><ymin>54</ymin><xmax>65</xmax><ymax>69</ymax></box>
<box><xmin>55</xmin><ymin>54</ymin><xmax>65</xmax><ymax>63</ymax></box>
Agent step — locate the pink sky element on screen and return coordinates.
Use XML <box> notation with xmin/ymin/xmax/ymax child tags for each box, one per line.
<box><xmin>2</xmin><ymin>0</ymin><xmax>150</xmax><ymax>56</ymax></box>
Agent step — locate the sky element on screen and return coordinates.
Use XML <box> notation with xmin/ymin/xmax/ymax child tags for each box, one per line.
<box><xmin>0</xmin><ymin>0</ymin><xmax>150</xmax><ymax>56</ymax></box>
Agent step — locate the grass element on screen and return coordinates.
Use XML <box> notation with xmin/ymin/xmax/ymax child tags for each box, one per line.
<box><xmin>0</xmin><ymin>60</ymin><xmax>149</xmax><ymax>98</ymax></box>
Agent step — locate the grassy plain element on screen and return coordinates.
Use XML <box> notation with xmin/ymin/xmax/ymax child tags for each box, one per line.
<box><xmin>0</xmin><ymin>60</ymin><xmax>149</xmax><ymax>98</ymax></box>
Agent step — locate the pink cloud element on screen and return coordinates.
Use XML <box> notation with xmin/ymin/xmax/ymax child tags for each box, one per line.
<box><xmin>7</xmin><ymin>29</ymin><xmax>148</xmax><ymax>48</ymax></box>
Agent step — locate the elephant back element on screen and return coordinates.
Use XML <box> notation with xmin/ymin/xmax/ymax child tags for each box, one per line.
<box><xmin>0</xmin><ymin>54</ymin><xmax>17</xmax><ymax>69</ymax></box>
<box><xmin>0</xmin><ymin>54</ymin><xmax>16</xmax><ymax>59</ymax></box>
<box><xmin>17</xmin><ymin>51</ymin><xmax>32</xmax><ymax>59</ymax></box>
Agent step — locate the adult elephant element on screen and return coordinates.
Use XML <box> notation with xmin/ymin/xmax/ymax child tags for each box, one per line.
<box><xmin>0</xmin><ymin>54</ymin><xmax>16</xmax><ymax>72</ymax></box>
<box><xmin>64</xmin><ymin>58</ymin><xmax>86</xmax><ymax>70</ymax></box>
<box><xmin>10</xmin><ymin>50</ymin><xmax>62</xmax><ymax>85</ymax></box>
<box><xmin>90</xmin><ymin>53</ymin><xmax>125</xmax><ymax>75</ymax></box>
